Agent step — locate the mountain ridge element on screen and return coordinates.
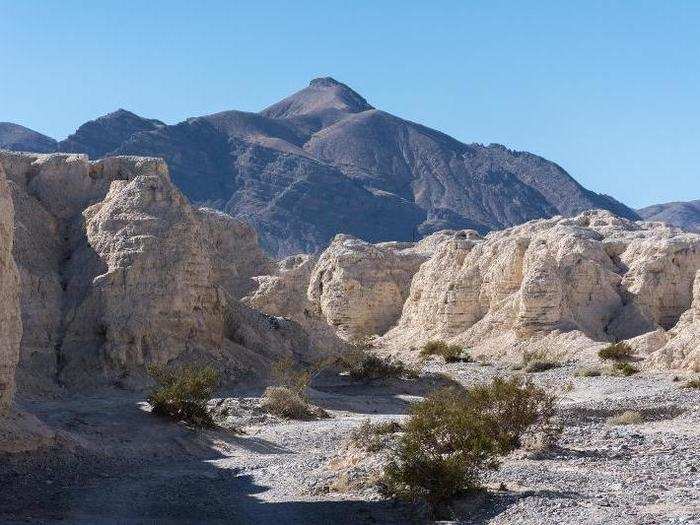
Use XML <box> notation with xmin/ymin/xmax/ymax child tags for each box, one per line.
<box><xmin>1</xmin><ymin>77</ymin><xmax>640</xmax><ymax>256</ymax></box>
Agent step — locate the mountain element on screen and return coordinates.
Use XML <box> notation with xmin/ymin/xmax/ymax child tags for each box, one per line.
<box><xmin>56</xmin><ymin>109</ymin><xmax>165</xmax><ymax>158</ymax></box>
<box><xmin>638</xmin><ymin>200</ymin><xmax>700</xmax><ymax>232</ymax></box>
<box><xmin>4</xmin><ymin>78</ymin><xmax>640</xmax><ymax>256</ymax></box>
<box><xmin>0</xmin><ymin>122</ymin><xmax>57</xmax><ymax>153</ymax></box>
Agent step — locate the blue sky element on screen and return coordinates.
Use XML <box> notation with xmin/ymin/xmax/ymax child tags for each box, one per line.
<box><xmin>1</xmin><ymin>1</ymin><xmax>698</xmax><ymax>208</ymax></box>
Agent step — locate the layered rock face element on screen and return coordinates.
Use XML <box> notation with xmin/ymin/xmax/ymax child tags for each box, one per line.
<box><xmin>1</xmin><ymin>151</ymin><xmax>317</xmax><ymax>394</ymax></box>
<box><xmin>382</xmin><ymin>211</ymin><xmax>700</xmax><ymax>369</ymax></box>
<box><xmin>249</xmin><ymin>210</ymin><xmax>700</xmax><ymax>371</ymax></box>
<box><xmin>0</xmin><ymin>162</ymin><xmax>21</xmax><ymax>413</ymax></box>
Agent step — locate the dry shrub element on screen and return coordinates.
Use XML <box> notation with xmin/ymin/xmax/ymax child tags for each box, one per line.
<box><xmin>420</xmin><ymin>340</ymin><xmax>472</xmax><ymax>363</ymax></box>
<box><xmin>260</xmin><ymin>386</ymin><xmax>324</xmax><ymax>420</ymax></box>
<box><xmin>383</xmin><ymin>377</ymin><xmax>557</xmax><ymax>512</ymax></box>
<box><xmin>682</xmin><ymin>377</ymin><xmax>700</xmax><ymax>389</ymax></box>
<box><xmin>607</xmin><ymin>410</ymin><xmax>643</xmax><ymax>425</ymax></box>
<box><xmin>598</xmin><ymin>342</ymin><xmax>633</xmax><ymax>361</ymax></box>
<box><xmin>576</xmin><ymin>367</ymin><xmax>602</xmax><ymax>377</ymax></box>
<box><xmin>147</xmin><ymin>364</ymin><xmax>219</xmax><ymax>428</ymax></box>
<box><xmin>340</xmin><ymin>346</ymin><xmax>417</xmax><ymax>382</ymax></box>
<box><xmin>610</xmin><ymin>362</ymin><xmax>639</xmax><ymax>377</ymax></box>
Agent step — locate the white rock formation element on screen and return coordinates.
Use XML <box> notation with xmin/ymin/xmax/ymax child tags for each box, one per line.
<box><xmin>246</xmin><ymin>232</ymin><xmax>451</xmax><ymax>342</ymax></box>
<box><xmin>0</xmin><ymin>161</ymin><xmax>21</xmax><ymax>413</ymax></box>
<box><xmin>381</xmin><ymin>211</ymin><xmax>700</xmax><ymax>369</ymax></box>
<box><xmin>249</xmin><ymin>210</ymin><xmax>700</xmax><ymax>371</ymax></box>
<box><xmin>0</xmin><ymin>151</ymin><xmax>322</xmax><ymax>392</ymax></box>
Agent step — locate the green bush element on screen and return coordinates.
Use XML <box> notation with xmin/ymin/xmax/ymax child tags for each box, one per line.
<box><xmin>340</xmin><ymin>346</ymin><xmax>417</xmax><ymax>382</ymax></box>
<box><xmin>147</xmin><ymin>364</ymin><xmax>219</xmax><ymax>428</ymax></box>
<box><xmin>598</xmin><ymin>342</ymin><xmax>633</xmax><ymax>361</ymax></box>
<box><xmin>383</xmin><ymin>377</ymin><xmax>557</xmax><ymax>511</ymax></box>
<box><xmin>420</xmin><ymin>340</ymin><xmax>471</xmax><ymax>363</ymax></box>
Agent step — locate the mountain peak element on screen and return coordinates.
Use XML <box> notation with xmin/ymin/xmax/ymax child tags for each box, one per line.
<box><xmin>309</xmin><ymin>76</ymin><xmax>343</xmax><ymax>88</ymax></box>
<box><xmin>261</xmin><ymin>76</ymin><xmax>373</xmax><ymax>120</ymax></box>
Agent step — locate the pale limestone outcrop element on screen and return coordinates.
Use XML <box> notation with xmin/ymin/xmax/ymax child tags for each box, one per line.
<box><xmin>381</xmin><ymin>211</ymin><xmax>700</xmax><ymax>369</ymax></box>
<box><xmin>0</xmin><ymin>161</ymin><xmax>21</xmax><ymax>413</ymax></box>
<box><xmin>0</xmin><ymin>151</ymin><xmax>320</xmax><ymax>392</ymax></box>
<box><xmin>246</xmin><ymin>232</ymin><xmax>451</xmax><ymax>342</ymax></box>
<box><xmin>645</xmin><ymin>271</ymin><xmax>700</xmax><ymax>372</ymax></box>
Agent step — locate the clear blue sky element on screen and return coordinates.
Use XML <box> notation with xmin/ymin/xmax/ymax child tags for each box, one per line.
<box><xmin>1</xmin><ymin>1</ymin><xmax>698</xmax><ymax>208</ymax></box>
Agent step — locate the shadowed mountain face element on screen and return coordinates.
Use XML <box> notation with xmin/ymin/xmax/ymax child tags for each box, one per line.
<box><xmin>0</xmin><ymin>123</ymin><xmax>57</xmax><ymax>153</ymax></box>
<box><xmin>638</xmin><ymin>200</ymin><xmax>700</xmax><ymax>232</ymax></box>
<box><xmin>57</xmin><ymin>109</ymin><xmax>165</xmax><ymax>159</ymax></box>
<box><xmin>2</xmin><ymin>77</ymin><xmax>639</xmax><ymax>256</ymax></box>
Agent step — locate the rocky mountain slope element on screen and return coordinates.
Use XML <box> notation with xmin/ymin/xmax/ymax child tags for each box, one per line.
<box><xmin>2</xmin><ymin>78</ymin><xmax>639</xmax><ymax>257</ymax></box>
<box><xmin>638</xmin><ymin>199</ymin><xmax>700</xmax><ymax>232</ymax></box>
<box><xmin>0</xmin><ymin>122</ymin><xmax>57</xmax><ymax>153</ymax></box>
<box><xmin>0</xmin><ymin>151</ymin><xmax>330</xmax><ymax>400</ymax></box>
<box><xmin>250</xmin><ymin>210</ymin><xmax>700</xmax><ymax>372</ymax></box>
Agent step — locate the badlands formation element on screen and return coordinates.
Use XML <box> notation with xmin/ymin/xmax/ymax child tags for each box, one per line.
<box><xmin>0</xmin><ymin>152</ymin><xmax>698</xmax><ymax>524</ymax></box>
<box><xmin>249</xmin><ymin>211</ymin><xmax>700</xmax><ymax>372</ymax></box>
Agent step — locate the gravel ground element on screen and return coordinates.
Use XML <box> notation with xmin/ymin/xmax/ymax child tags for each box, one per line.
<box><xmin>0</xmin><ymin>363</ymin><xmax>698</xmax><ymax>524</ymax></box>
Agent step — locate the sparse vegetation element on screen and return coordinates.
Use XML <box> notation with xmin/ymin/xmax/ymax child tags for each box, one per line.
<box><xmin>382</xmin><ymin>377</ymin><xmax>557</xmax><ymax>512</ymax></box>
<box><xmin>607</xmin><ymin>410</ymin><xmax>643</xmax><ymax>425</ymax></box>
<box><xmin>340</xmin><ymin>345</ymin><xmax>417</xmax><ymax>381</ymax></box>
<box><xmin>350</xmin><ymin>419</ymin><xmax>402</xmax><ymax>452</ymax></box>
<box><xmin>271</xmin><ymin>356</ymin><xmax>313</xmax><ymax>396</ymax></box>
<box><xmin>515</xmin><ymin>350</ymin><xmax>560</xmax><ymax>373</ymax></box>
<box><xmin>598</xmin><ymin>342</ymin><xmax>633</xmax><ymax>361</ymax></box>
<box><xmin>525</xmin><ymin>360</ymin><xmax>559</xmax><ymax>373</ymax></box>
<box><xmin>147</xmin><ymin>364</ymin><xmax>219</xmax><ymax>428</ymax></box>
<box><xmin>260</xmin><ymin>386</ymin><xmax>320</xmax><ymax>419</ymax></box>
<box><xmin>682</xmin><ymin>377</ymin><xmax>700</xmax><ymax>389</ymax></box>
<box><xmin>420</xmin><ymin>340</ymin><xmax>472</xmax><ymax>363</ymax></box>
<box><xmin>611</xmin><ymin>362</ymin><xmax>639</xmax><ymax>377</ymax></box>
<box><xmin>576</xmin><ymin>366</ymin><xmax>602</xmax><ymax>377</ymax></box>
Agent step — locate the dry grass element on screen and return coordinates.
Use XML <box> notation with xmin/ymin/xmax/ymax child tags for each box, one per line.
<box><xmin>607</xmin><ymin>410</ymin><xmax>643</xmax><ymax>425</ymax></box>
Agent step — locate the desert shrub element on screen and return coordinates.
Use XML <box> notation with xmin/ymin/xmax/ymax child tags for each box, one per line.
<box><xmin>607</xmin><ymin>410</ymin><xmax>643</xmax><ymax>425</ymax></box>
<box><xmin>598</xmin><ymin>342</ymin><xmax>633</xmax><ymax>361</ymax></box>
<box><xmin>271</xmin><ymin>356</ymin><xmax>313</xmax><ymax>396</ymax></box>
<box><xmin>350</xmin><ymin>419</ymin><xmax>402</xmax><ymax>452</ymax></box>
<box><xmin>147</xmin><ymin>364</ymin><xmax>219</xmax><ymax>428</ymax></box>
<box><xmin>575</xmin><ymin>367</ymin><xmax>602</xmax><ymax>377</ymax></box>
<box><xmin>260</xmin><ymin>386</ymin><xmax>318</xmax><ymax>419</ymax></box>
<box><xmin>340</xmin><ymin>346</ymin><xmax>417</xmax><ymax>382</ymax></box>
<box><xmin>612</xmin><ymin>362</ymin><xmax>639</xmax><ymax>377</ymax></box>
<box><xmin>525</xmin><ymin>360</ymin><xmax>559</xmax><ymax>373</ymax></box>
<box><xmin>383</xmin><ymin>377</ymin><xmax>557</xmax><ymax>511</ymax></box>
<box><xmin>420</xmin><ymin>341</ymin><xmax>471</xmax><ymax>363</ymax></box>
<box><xmin>682</xmin><ymin>377</ymin><xmax>700</xmax><ymax>389</ymax></box>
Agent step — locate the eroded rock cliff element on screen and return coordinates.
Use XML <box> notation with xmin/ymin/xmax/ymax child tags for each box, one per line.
<box><xmin>0</xmin><ymin>161</ymin><xmax>21</xmax><ymax>413</ymax></box>
<box><xmin>1</xmin><ymin>151</ymin><xmax>321</xmax><ymax>394</ymax></box>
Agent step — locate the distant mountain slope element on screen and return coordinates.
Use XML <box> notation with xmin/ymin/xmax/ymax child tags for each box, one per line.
<box><xmin>57</xmin><ymin>109</ymin><xmax>165</xmax><ymax>158</ymax></box>
<box><xmin>5</xmin><ymin>77</ymin><xmax>640</xmax><ymax>256</ymax></box>
<box><xmin>638</xmin><ymin>200</ymin><xmax>700</xmax><ymax>232</ymax></box>
<box><xmin>0</xmin><ymin>122</ymin><xmax>57</xmax><ymax>153</ymax></box>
